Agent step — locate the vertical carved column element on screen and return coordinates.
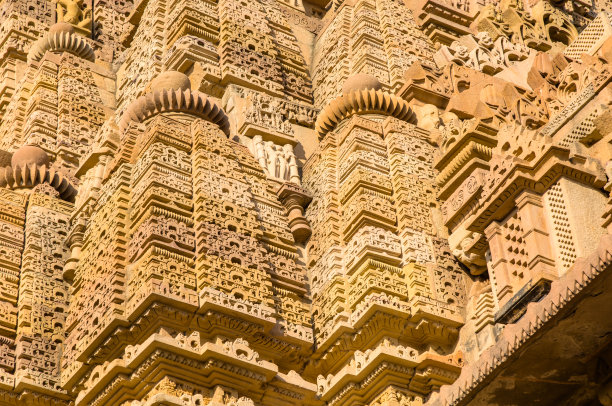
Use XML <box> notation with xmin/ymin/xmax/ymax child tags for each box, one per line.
<box><xmin>484</xmin><ymin>221</ymin><xmax>513</xmax><ymax>306</ymax></box>
<box><xmin>384</xmin><ymin>118</ymin><xmax>467</xmax><ymax>312</ymax></box>
<box><xmin>125</xmin><ymin>117</ymin><xmax>198</xmax><ymax>318</ymax></box>
<box><xmin>56</xmin><ymin>53</ymin><xmax>110</xmax><ymax>171</ymax></box>
<box><xmin>0</xmin><ymin>190</ymin><xmax>26</xmax><ymax>385</ymax></box>
<box><xmin>22</xmin><ymin>60</ymin><xmax>59</xmax><ymax>153</ymax></box>
<box><xmin>0</xmin><ymin>0</ymin><xmax>54</xmax><ymax>125</ymax></box>
<box><xmin>308</xmin><ymin>74</ymin><xmax>464</xmax><ymax>404</ymax></box>
<box><xmin>303</xmin><ymin>129</ymin><xmax>343</xmax><ymax>349</ymax></box>
<box><xmin>277</xmin><ymin>182</ymin><xmax>312</xmax><ymax>243</ymax></box>
<box><xmin>484</xmin><ymin>191</ymin><xmax>558</xmax><ymax>323</ymax></box>
<box><xmin>15</xmin><ymin>194</ymin><xmax>71</xmax><ymax>395</ymax></box>
<box><xmin>62</xmin><ymin>219</ymin><xmax>85</xmax><ymax>283</ymax></box>
<box><xmin>192</xmin><ymin>120</ymin><xmax>275</xmax><ymax>314</ymax></box>
<box><xmin>516</xmin><ymin>190</ymin><xmax>556</xmax><ymax>279</ymax></box>
<box><xmin>62</xmin><ymin>154</ymin><xmax>130</xmax><ymax>390</ymax></box>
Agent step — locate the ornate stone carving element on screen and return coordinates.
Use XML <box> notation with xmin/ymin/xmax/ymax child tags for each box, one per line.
<box><xmin>0</xmin><ymin>0</ymin><xmax>609</xmax><ymax>405</ymax></box>
<box><xmin>251</xmin><ymin>136</ymin><xmax>300</xmax><ymax>184</ymax></box>
<box><xmin>277</xmin><ymin>182</ymin><xmax>312</xmax><ymax>243</ymax></box>
<box><xmin>0</xmin><ymin>145</ymin><xmax>77</xmax><ymax>200</ymax></box>
<box><xmin>28</xmin><ymin>22</ymin><xmax>95</xmax><ymax>63</ymax></box>
<box><xmin>474</xmin><ymin>0</ymin><xmax>579</xmax><ymax>53</ymax></box>
<box><xmin>120</xmin><ymin>71</ymin><xmax>230</xmax><ymax>135</ymax></box>
<box><xmin>435</xmin><ymin>32</ymin><xmax>531</xmax><ymax>74</ymax></box>
<box><xmin>316</xmin><ymin>74</ymin><xmax>416</xmax><ymax>138</ymax></box>
<box><xmin>56</xmin><ymin>0</ymin><xmax>92</xmax><ymax>32</ymax></box>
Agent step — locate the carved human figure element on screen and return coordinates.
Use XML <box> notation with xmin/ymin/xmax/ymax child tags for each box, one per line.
<box><xmin>251</xmin><ymin>137</ymin><xmax>300</xmax><ymax>184</ymax></box>
<box><xmin>265</xmin><ymin>141</ymin><xmax>284</xmax><ymax>180</ymax></box>
<box><xmin>452</xmin><ymin>233</ymin><xmax>487</xmax><ymax>275</ymax></box>
<box><xmin>417</xmin><ymin>104</ymin><xmax>441</xmax><ymax>131</ymax></box>
<box><xmin>56</xmin><ymin>0</ymin><xmax>92</xmax><ymax>29</ymax></box>
<box><xmin>283</xmin><ymin>143</ymin><xmax>300</xmax><ymax>184</ymax></box>
<box><xmin>450</xmin><ymin>44</ymin><xmax>470</xmax><ymax>66</ymax></box>
<box><xmin>438</xmin><ymin>112</ymin><xmax>461</xmax><ymax>154</ymax></box>
<box><xmin>470</xmin><ymin>33</ymin><xmax>500</xmax><ymax>74</ymax></box>
<box><xmin>253</xmin><ymin>135</ymin><xmax>267</xmax><ymax>172</ymax></box>
<box><xmin>476</xmin><ymin>32</ymin><xmax>494</xmax><ymax>49</ymax></box>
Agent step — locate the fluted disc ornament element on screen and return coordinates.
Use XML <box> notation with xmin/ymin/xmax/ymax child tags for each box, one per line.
<box><xmin>316</xmin><ymin>74</ymin><xmax>416</xmax><ymax>139</ymax></box>
<box><xmin>0</xmin><ymin>145</ymin><xmax>77</xmax><ymax>201</ymax></box>
<box><xmin>119</xmin><ymin>71</ymin><xmax>231</xmax><ymax>136</ymax></box>
<box><xmin>28</xmin><ymin>22</ymin><xmax>95</xmax><ymax>64</ymax></box>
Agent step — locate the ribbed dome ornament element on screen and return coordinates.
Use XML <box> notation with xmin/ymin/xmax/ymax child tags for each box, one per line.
<box><xmin>0</xmin><ymin>145</ymin><xmax>77</xmax><ymax>201</ymax></box>
<box><xmin>119</xmin><ymin>71</ymin><xmax>231</xmax><ymax>136</ymax></box>
<box><xmin>119</xmin><ymin>88</ymin><xmax>231</xmax><ymax>135</ymax></box>
<box><xmin>28</xmin><ymin>23</ymin><xmax>95</xmax><ymax>64</ymax></box>
<box><xmin>315</xmin><ymin>74</ymin><xmax>416</xmax><ymax>139</ymax></box>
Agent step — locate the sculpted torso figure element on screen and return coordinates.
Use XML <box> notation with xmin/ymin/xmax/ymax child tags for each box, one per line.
<box><xmin>56</xmin><ymin>0</ymin><xmax>92</xmax><ymax>29</ymax></box>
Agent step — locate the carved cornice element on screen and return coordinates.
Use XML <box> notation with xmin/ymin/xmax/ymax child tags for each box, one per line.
<box><xmin>315</xmin><ymin>89</ymin><xmax>416</xmax><ymax>139</ymax></box>
<box><xmin>435</xmin><ymin>142</ymin><xmax>492</xmax><ymax>187</ymax></box>
<box><xmin>468</xmin><ymin>152</ymin><xmax>606</xmax><ymax>233</ymax></box>
<box><xmin>77</xmin><ymin>333</ymin><xmax>317</xmax><ymax>406</ymax></box>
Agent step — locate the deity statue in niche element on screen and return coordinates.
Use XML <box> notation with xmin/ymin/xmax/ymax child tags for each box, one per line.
<box><xmin>252</xmin><ymin>136</ymin><xmax>300</xmax><ymax>184</ymax></box>
<box><xmin>56</xmin><ymin>0</ymin><xmax>92</xmax><ymax>32</ymax></box>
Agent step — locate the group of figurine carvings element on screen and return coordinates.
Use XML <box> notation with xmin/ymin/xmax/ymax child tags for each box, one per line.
<box><xmin>0</xmin><ymin>0</ymin><xmax>608</xmax><ymax>404</ymax></box>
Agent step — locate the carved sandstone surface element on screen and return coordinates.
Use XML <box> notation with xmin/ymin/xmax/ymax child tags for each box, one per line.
<box><xmin>315</xmin><ymin>74</ymin><xmax>416</xmax><ymax>138</ymax></box>
<box><xmin>27</xmin><ymin>22</ymin><xmax>95</xmax><ymax>63</ymax></box>
<box><xmin>0</xmin><ymin>0</ymin><xmax>610</xmax><ymax>405</ymax></box>
<box><xmin>120</xmin><ymin>71</ymin><xmax>231</xmax><ymax>135</ymax></box>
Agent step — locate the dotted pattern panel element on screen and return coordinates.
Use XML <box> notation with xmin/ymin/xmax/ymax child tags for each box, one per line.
<box><xmin>501</xmin><ymin>210</ymin><xmax>529</xmax><ymax>287</ymax></box>
<box><xmin>544</xmin><ymin>182</ymin><xmax>577</xmax><ymax>273</ymax></box>
<box><xmin>564</xmin><ymin>13</ymin><xmax>612</xmax><ymax>59</ymax></box>
<box><xmin>559</xmin><ymin>108</ymin><xmax>601</xmax><ymax>148</ymax></box>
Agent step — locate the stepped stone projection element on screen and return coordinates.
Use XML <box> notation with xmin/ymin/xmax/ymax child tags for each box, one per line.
<box><xmin>0</xmin><ymin>0</ymin><xmax>611</xmax><ymax>404</ymax></box>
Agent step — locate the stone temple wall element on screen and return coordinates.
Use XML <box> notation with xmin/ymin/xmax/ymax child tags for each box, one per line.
<box><xmin>0</xmin><ymin>0</ymin><xmax>610</xmax><ymax>405</ymax></box>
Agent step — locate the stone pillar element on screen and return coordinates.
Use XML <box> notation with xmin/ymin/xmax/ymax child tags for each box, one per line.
<box><xmin>484</xmin><ymin>220</ymin><xmax>513</xmax><ymax>305</ymax></box>
<box><xmin>277</xmin><ymin>182</ymin><xmax>312</xmax><ymax>243</ymax></box>
<box><xmin>516</xmin><ymin>190</ymin><xmax>556</xmax><ymax>280</ymax></box>
<box><xmin>485</xmin><ymin>191</ymin><xmax>557</xmax><ymax>323</ymax></box>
